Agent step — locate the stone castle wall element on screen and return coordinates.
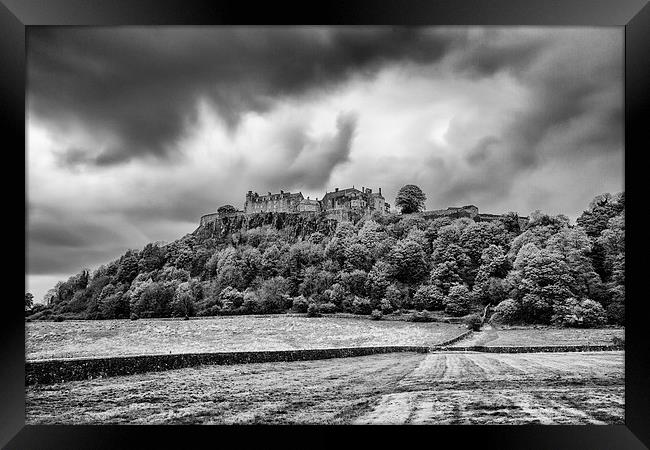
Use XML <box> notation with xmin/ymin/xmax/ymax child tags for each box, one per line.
<box><xmin>200</xmin><ymin>190</ymin><xmax>528</xmax><ymax>231</ymax></box>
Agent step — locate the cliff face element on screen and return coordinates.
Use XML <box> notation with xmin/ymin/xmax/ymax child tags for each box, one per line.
<box><xmin>194</xmin><ymin>212</ymin><xmax>355</xmax><ymax>241</ymax></box>
<box><xmin>194</xmin><ymin>207</ymin><xmax>527</xmax><ymax>243</ymax></box>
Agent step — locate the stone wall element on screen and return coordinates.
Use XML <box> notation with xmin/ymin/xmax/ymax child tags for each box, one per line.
<box><xmin>26</xmin><ymin>341</ymin><xmax>623</xmax><ymax>385</ymax></box>
<box><xmin>26</xmin><ymin>346</ymin><xmax>431</xmax><ymax>385</ymax></box>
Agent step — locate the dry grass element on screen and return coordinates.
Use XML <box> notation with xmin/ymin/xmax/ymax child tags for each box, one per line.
<box><xmin>26</xmin><ymin>351</ymin><xmax>624</xmax><ymax>425</ymax></box>
<box><xmin>26</xmin><ymin>315</ymin><xmax>466</xmax><ymax>360</ymax></box>
<box><xmin>450</xmin><ymin>326</ymin><xmax>624</xmax><ymax>347</ymax></box>
<box><xmin>356</xmin><ymin>351</ymin><xmax>624</xmax><ymax>424</ymax></box>
<box><xmin>26</xmin><ymin>353</ymin><xmax>425</xmax><ymax>424</ymax></box>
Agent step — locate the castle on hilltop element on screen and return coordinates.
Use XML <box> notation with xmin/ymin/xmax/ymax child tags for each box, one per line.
<box><xmin>199</xmin><ymin>186</ymin><xmax>528</xmax><ymax>228</ymax></box>
<box><xmin>244</xmin><ymin>186</ymin><xmax>390</xmax><ymax>215</ymax></box>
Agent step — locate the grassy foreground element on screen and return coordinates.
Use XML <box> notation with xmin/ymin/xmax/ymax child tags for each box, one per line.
<box><xmin>26</xmin><ymin>350</ymin><xmax>624</xmax><ymax>425</ymax></box>
<box><xmin>26</xmin><ymin>315</ymin><xmax>466</xmax><ymax>360</ymax></box>
<box><xmin>449</xmin><ymin>326</ymin><xmax>624</xmax><ymax>347</ymax></box>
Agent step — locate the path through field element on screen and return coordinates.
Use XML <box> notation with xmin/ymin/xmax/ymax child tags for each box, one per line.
<box><xmin>354</xmin><ymin>351</ymin><xmax>624</xmax><ymax>424</ymax></box>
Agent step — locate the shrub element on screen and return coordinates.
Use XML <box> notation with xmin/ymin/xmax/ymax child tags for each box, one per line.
<box><xmin>379</xmin><ymin>298</ymin><xmax>393</xmax><ymax>314</ymax></box>
<box><xmin>53</xmin><ymin>315</ymin><xmax>64</xmax><ymax>322</ymax></box>
<box><xmin>130</xmin><ymin>313</ymin><xmax>139</xmax><ymax>320</ymax></box>
<box><xmin>407</xmin><ymin>311</ymin><xmax>435</xmax><ymax>322</ymax></box>
<box><xmin>464</xmin><ymin>313</ymin><xmax>483</xmax><ymax>331</ymax></box>
<box><xmin>413</xmin><ymin>285</ymin><xmax>444</xmax><ymax>311</ymax></box>
<box><xmin>319</xmin><ymin>302</ymin><xmax>337</xmax><ymax>314</ymax></box>
<box><xmin>241</xmin><ymin>290</ymin><xmax>259</xmax><ymax>314</ymax></box>
<box><xmin>443</xmin><ymin>284</ymin><xmax>471</xmax><ymax>316</ymax></box>
<box><xmin>257</xmin><ymin>277</ymin><xmax>291</xmax><ymax>313</ymax></box>
<box><xmin>577</xmin><ymin>299</ymin><xmax>607</xmax><ymax>327</ymax></box>
<box><xmin>220</xmin><ymin>287</ymin><xmax>243</xmax><ymax>310</ymax></box>
<box><xmin>352</xmin><ymin>297</ymin><xmax>373</xmax><ymax>315</ymax></box>
<box><xmin>291</xmin><ymin>295</ymin><xmax>309</xmax><ymax>313</ymax></box>
<box><xmin>199</xmin><ymin>305</ymin><xmax>222</xmax><ymax>316</ymax></box>
<box><xmin>370</xmin><ymin>309</ymin><xmax>383</xmax><ymax>320</ymax></box>
<box><xmin>606</xmin><ymin>300</ymin><xmax>624</xmax><ymax>325</ymax></box>
<box><xmin>551</xmin><ymin>298</ymin><xmax>607</xmax><ymax>328</ymax></box>
<box><xmin>328</xmin><ymin>283</ymin><xmax>347</xmax><ymax>307</ymax></box>
<box><xmin>340</xmin><ymin>270</ymin><xmax>368</xmax><ymax>297</ymax></box>
<box><xmin>307</xmin><ymin>303</ymin><xmax>322</xmax><ymax>317</ymax></box>
<box><xmin>31</xmin><ymin>309</ymin><xmax>53</xmax><ymax>321</ymax></box>
<box><xmin>491</xmin><ymin>299</ymin><xmax>520</xmax><ymax>324</ymax></box>
<box><xmin>520</xmin><ymin>293</ymin><xmax>552</xmax><ymax>324</ymax></box>
<box><xmin>385</xmin><ymin>284</ymin><xmax>405</xmax><ymax>310</ymax></box>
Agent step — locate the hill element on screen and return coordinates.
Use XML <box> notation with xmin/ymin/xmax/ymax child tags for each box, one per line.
<box><xmin>26</xmin><ymin>192</ymin><xmax>625</xmax><ymax>328</ymax></box>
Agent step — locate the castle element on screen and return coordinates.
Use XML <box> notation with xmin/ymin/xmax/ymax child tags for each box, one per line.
<box><xmin>244</xmin><ymin>186</ymin><xmax>390</xmax><ymax>215</ymax></box>
<box><xmin>199</xmin><ymin>185</ymin><xmax>529</xmax><ymax>229</ymax></box>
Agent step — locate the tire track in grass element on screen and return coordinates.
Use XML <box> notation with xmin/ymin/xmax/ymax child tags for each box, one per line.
<box><xmin>341</xmin><ymin>353</ymin><xmax>426</xmax><ymax>424</ymax></box>
<box><xmin>397</xmin><ymin>353</ymin><xmax>447</xmax><ymax>391</ymax></box>
<box><xmin>356</xmin><ymin>352</ymin><xmax>447</xmax><ymax>423</ymax></box>
<box><xmin>527</xmin><ymin>389</ymin><xmax>609</xmax><ymax>424</ymax></box>
<box><xmin>556</xmin><ymin>387</ymin><xmax>625</xmax><ymax>424</ymax></box>
<box><xmin>530</xmin><ymin>352</ymin><xmax>623</xmax><ymax>381</ymax></box>
<box><xmin>465</xmin><ymin>353</ymin><xmax>529</xmax><ymax>382</ymax></box>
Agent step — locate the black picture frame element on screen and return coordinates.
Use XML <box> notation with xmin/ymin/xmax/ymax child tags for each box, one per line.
<box><xmin>2</xmin><ymin>0</ymin><xmax>648</xmax><ymax>448</ymax></box>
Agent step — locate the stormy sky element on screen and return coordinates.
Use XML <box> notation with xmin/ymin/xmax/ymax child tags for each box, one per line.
<box><xmin>27</xmin><ymin>26</ymin><xmax>623</xmax><ymax>302</ymax></box>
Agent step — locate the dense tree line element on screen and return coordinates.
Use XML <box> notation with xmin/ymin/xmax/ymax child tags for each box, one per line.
<box><xmin>28</xmin><ymin>191</ymin><xmax>625</xmax><ymax>327</ymax></box>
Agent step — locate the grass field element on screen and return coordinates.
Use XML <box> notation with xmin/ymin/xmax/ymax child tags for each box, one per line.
<box><xmin>26</xmin><ymin>316</ymin><xmax>466</xmax><ymax>360</ymax></box>
<box><xmin>25</xmin><ymin>351</ymin><xmax>624</xmax><ymax>425</ymax></box>
<box><xmin>449</xmin><ymin>326</ymin><xmax>624</xmax><ymax>347</ymax></box>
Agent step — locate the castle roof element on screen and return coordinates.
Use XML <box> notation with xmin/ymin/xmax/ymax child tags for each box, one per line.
<box><xmin>249</xmin><ymin>191</ymin><xmax>303</xmax><ymax>201</ymax></box>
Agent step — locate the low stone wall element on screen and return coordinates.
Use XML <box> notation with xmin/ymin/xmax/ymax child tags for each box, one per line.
<box><xmin>434</xmin><ymin>344</ymin><xmax>624</xmax><ymax>353</ymax></box>
<box><xmin>26</xmin><ymin>341</ymin><xmax>624</xmax><ymax>386</ymax></box>
<box><xmin>26</xmin><ymin>346</ymin><xmax>431</xmax><ymax>386</ymax></box>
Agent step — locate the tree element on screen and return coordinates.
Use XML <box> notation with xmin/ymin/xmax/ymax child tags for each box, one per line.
<box><xmin>576</xmin><ymin>193</ymin><xmax>624</xmax><ymax>238</ymax></box>
<box><xmin>218</xmin><ymin>286</ymin><xmax>242</xmax><ymax>310</ymax></box>
<box><xmin>25</xmin><ymin>293</ymin><xmax>34</xmax><ymax>311</ymax></box>
<box><xmin>358</xmin><ymin>220</ymin><xmax>392</xmax><ymax>259</ymax></box>
<box><xmin>218</xmin><ymin>204</ymin><xmax>237</xmax><ymax>215</ymax></box>
<box><xmin>138</xmin><ymin>243</ymin><xmax>166</xmax><ymax>273</ymax></box>
<box><xmin>430</xmin><ymin>261</ymin><xmax>464</xmax><ymax>294</ymax></box>
<box><xmin>240</xmin><ymin>247</ymin><xmax>263</xmax><ymax>284</ymax></box>
<box><xmin>257</xmin><ymin>277</ymin><xmax>291</xmax><ymax>313</ymax></box>
<box><xmin>384</xmin><ymin>284</ymin><xmax>406</xmax><ymax>311</ymax></box>
<box><xmin>444</xmin><ymin>284</ymin><xmax>471</xmax><ymax>316</ymax></box>
<box><xmin>366</xmin><ymin>261</ymin><xmax>392</xmax><ymax>300</ymax></box>
<box><xmin>171</xmin><ymin>282</ymin><xmax>196</xmax><ymax>317</ymax></box>
<box><xmin>413</xmin><ymin>285</ymin><xmax>444</xmax><ymax>311</ymax></box>
<box><xmin>491</xmin><ymin>299</ymin><xmax>521</xmax><ymax>324</ymax></box>
<box><xmin>299</xmin><ymin>268</ymin><xmax>335</xmax><ymax>299</ymax></box>
<box><xmin>387</xmin><ymin>238</ymin><xmax>429</xmax><ymax>284</ymax></box>
<box><xmin>98</xmin><ymin>284</ymin><xmax>130</xmax><ymax>319</ymax></box>
<box><xmin>459</xmin><ymin>222</ymin><xmax>509</xmax><ymax>285</ymax></box>
<box><xmin>340</xmin><ymin>270</ymin><xmax>368</xmax><ymax>297</ymax></box>
<box><xmin>499</xmin><ymin>211</ymin><xmax>522</xmax><ymax>235</ymax></box>
<box><xmin>344</xmin><ymin>243</ymin><xmax>373</xmax><ymax>271</ymax></box>
<box><xmin>132</xmin><ymin>282</ymin><xmax>175</xmax><ymax>318</ymax></box>
<box><xmin>116</xmin><ymin>251</ymin><xmax>140</xmax><ymax>284</ymax></box>
<box><xmin>395</xmin><ymin>184</ymin><xmax>426</xmax><ymax>214</ymax></box>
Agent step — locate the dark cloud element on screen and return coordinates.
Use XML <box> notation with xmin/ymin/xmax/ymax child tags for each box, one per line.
<box><xmin>28</xmin><ymin>27</ymin><xmax>459</xmax><ymax>166</ymax></box>
<box><xmin>417</xmin><ymin>29</ymin><xmax>623</xmax><ymax>208</ymax></box>
<box><xmin>27</xmin><ymin>205</ymin><xmax>133</xmax><ymax>274</ymax></box>
<box><xmin>263</xmin><ymin>112</ymin><xmax>358</xmax><ymax>190</ymax></box>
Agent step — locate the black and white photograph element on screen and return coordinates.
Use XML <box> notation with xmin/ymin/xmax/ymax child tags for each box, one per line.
<box><xmin>24</xmin><ymin>25</ymin><xmax>627</xmax><ymax>426</ymax></box>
